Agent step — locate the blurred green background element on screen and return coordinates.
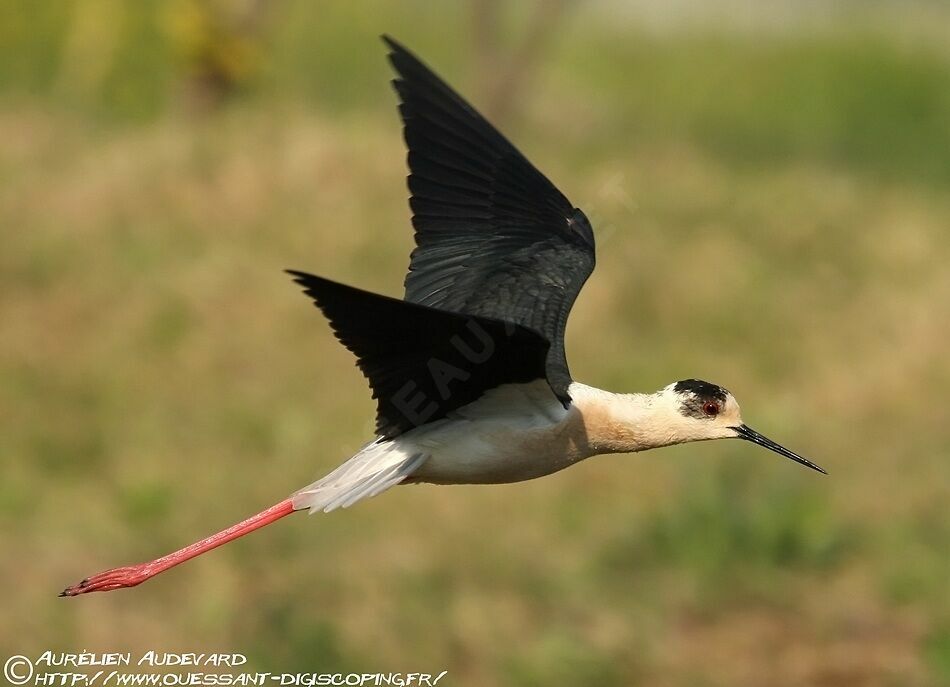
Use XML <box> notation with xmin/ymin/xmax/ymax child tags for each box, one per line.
<box><xmin>3</xmin><ymin>1</ymin><xmax>950</xmax><ymax>685</ymax></box>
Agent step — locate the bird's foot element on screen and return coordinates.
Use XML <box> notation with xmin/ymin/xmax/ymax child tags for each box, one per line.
<box><xmin>60</xmin><ymin>564</ymin><xmax>153</xmax><ymax>596</ymax></box>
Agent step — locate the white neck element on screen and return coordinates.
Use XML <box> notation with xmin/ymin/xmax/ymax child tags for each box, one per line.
<box><xmin>568</xmin><ymin>382</ymin><xmax>706</xmax><ymax>455</ymax></box>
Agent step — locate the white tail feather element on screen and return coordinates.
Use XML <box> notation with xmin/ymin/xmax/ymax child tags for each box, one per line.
<box><xmin>292</xmin><ymin>438</ymin><xmax>428</xmax><ymax>513</ymax></box>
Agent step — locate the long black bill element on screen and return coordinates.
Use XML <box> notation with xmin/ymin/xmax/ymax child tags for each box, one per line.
<box><xmin>732</xmin><ymin>424</ymin><xmax>827</xmax><ymax>474</ymax></box>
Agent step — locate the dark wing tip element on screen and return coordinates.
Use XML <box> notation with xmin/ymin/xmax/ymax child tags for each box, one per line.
<box><xmin>285</xmin><ymin>269</ymin><xmax>329</xmax><ymax>305</ymax></box>
<box><xmin>380</xmin><ymin>34</ymin><xmax>453</xmax><ymax>99</ymax></box>
<box><xmin>285</xmin><ymin>268</ymin><xmax>311</xmax><ymax>288</ymax></box>
<box><xmin>381</xmin><ymin>34</ymin><xmax>415</xmax><ymax>76</ymax></box>
<box><xmin>381</xmin><ymin>34</ymin><xmax>419</xmax><ymax>66</ymax></box>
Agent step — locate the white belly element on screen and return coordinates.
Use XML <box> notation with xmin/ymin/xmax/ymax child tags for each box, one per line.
<box><xmin>292</xmin><ymin>380</ymin><xmax>619</xmax><ymax>513</ymax></box>
<box><xmin>405</xmin><ymin>381</ymin><xmax>594</xmax><ymax>485</ymax></box>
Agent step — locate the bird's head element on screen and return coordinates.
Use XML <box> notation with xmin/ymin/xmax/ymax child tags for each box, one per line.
<box><xmin>658</xmin><ymin>379</ymin><xmax>826</xmax><ymax>474</ymax></box>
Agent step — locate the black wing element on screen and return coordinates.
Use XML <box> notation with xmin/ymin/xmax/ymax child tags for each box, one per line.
<box><xmin>287</xmin><ymin>271</ymin><xmax>554</xmax><ymax>439</ymax></box>
<box><xmin>384</xmin><ymin>36</ymin><xmax>596</xmax><ymax>401</ymax></box>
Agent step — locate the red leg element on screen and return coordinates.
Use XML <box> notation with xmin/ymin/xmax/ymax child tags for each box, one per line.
<box><xmin>61</xmin><ymin>498</ymin><xmax>297</xmax><ymax>596</ymax></box>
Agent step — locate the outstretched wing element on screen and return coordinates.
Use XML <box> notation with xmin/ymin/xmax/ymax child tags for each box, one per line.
<box><xmin>287</xmin><ymin>271</ymin><xmax>555</xmax><ymax>439</ymax></box>
<box><xmin>384</xmin><ymin>36</ymin><xmax>596</xmax><ymax>400</ymax></box>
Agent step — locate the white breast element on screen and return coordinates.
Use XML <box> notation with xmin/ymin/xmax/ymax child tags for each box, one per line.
<box><xmin>293</xmin><ymin>381</ymin><xmax>597</xmax><ymax>514</ymax></box>
<box><xmin>405</xmin><ymin>380</ymin><xmax>591</xmax><ymax>485</ymax></box>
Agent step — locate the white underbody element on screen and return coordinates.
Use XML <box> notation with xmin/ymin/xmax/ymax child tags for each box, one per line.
<box><xmin>291</xmin><ymin>379</ymin><xmax>743</xmax><ymax>513</ymax></box>
<box><xmin>292</xmin><ymin>381</ymin><xmax>593</xmax><ymax>513</ymax></box>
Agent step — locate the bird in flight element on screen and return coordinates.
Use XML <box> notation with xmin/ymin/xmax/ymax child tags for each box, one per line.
<box><xmin>62</xmin><ymin>36</ymin><xmax>824</xmax><ymax>597</ymax></box>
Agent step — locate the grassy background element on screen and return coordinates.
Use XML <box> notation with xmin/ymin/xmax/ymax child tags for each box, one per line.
<box><xmin>3</xmin><ymin>1</ymin><xmax>950</xmax><ymax>685</ymax></box>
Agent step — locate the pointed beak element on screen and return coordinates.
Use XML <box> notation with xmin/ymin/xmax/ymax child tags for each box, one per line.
<box><xmin>731</xmin><ymin>424</ymin><xmax>827</xmax><ymax>474</ymax></box>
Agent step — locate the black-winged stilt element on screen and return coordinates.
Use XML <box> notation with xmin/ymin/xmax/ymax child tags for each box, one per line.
<box><xmin>62</xmin><ymin>36</ymin><xmax>824</xmax><ymax>597</ymax></box>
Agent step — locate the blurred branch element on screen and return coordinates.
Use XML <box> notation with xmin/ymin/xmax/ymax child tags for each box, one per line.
<box><xmin>164</xmin><ymin>0</ymin><xmax>272</xmax><ymax>115</ymax></box>
<box><xmin>471</xmin><ymin>0</ymin><xmax>569</xmax><ymax>124</ymax></box>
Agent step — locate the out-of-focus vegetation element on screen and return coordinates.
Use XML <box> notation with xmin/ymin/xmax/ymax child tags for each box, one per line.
<box><xmin>2</xmin><ymin>2</ymin><xmax>950</xmax><ymax>686</ymax></box>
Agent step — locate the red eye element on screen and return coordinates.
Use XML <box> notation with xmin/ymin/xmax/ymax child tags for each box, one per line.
<box><xmin>703</xmin><ymin>401</ymin><xmax>720</xmax><ymax>416</ymax></box>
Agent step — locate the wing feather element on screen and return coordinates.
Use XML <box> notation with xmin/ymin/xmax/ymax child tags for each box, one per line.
<box><xmin>287</xmin><ymin>271</ymin><xmax>557</xmax><ymax>438</ymax></box>
<box><xmin>384</xmin><ymin>36</ymin><xmax>596</xmax><ymax>399</ymax></box>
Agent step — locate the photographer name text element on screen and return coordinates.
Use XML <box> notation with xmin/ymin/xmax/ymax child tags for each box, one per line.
<box><xmin>37</xmin><ymin>654</ymin><xmax>248</xmax><ymax>668</ymax></box>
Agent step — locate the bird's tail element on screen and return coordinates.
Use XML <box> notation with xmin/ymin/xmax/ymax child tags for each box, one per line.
<box><xmin>292</xmin><ymin>437</ymin><xmax>428</xmax><ymax>513</ymax></box>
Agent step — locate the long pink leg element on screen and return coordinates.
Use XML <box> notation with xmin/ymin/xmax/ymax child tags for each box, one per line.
<box><xmin>61</xmin><ymin>498</ymin><xmax>297</xmax><ymax>596</ymax></box>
